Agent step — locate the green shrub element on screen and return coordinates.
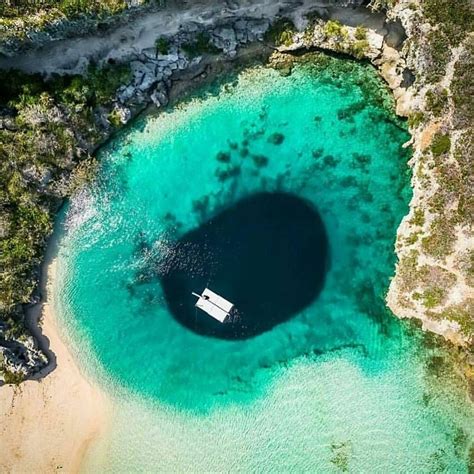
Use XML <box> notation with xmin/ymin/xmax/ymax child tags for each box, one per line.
<box><xmin>422</xmin><ymin>0</ymin><xmax>474</xmax><ymax>46</ymax></box>
<box><xmin>0</xmin><ymin>62</ymin><xmax>131</xmax><ymax>340</ymax></box>
<box><xmin>430</xmin><ymin>133</ymin><xmax>451</xmax><ymax>156</ymax></box>
<box><xmin>350</xmin><ymin>40</ymin><xmax>369</xmax><ymax>59</ymax></box>
<box><xmin>425</xmin><ymin>88</ymin><xmax>448</xmax><ymax>116</ymax></box>
<box><xmin>440</xmin><ymin>301</ymin><xmax>474</xmax><ymax>336</ymax></box>
<box><xmin>407</xmin><ymin>111</ymin><xmax>425</xmax><ymax>128</ymax></box>
<box><xmin>265</xmin><ymin>19</ymin><xmax>295</xmax><ymax>47</ymax></box>
<box><xmin>421</xmin><ymin>216</ymin><xmax>455</xmax><ymax>258</ymax></box>
<box><xmin>354</xmin><ymin>25</ymin><xmax>367</xmax><ymax>41</ymax></box>
<box><xmin>1</xmin><ymin>369</ymin><xmax>25</xmax><ymax>385</ymax></box>
<box><xmin>451</xmin><ymin>38</ymin><xmax>474</xmax><ymax>127</ymax></box>
<box><xmin>324</xmin><ymin>20</ymin><xmax>344</xmax><ymax>38</ymax></box>
<box><xmin>410</xmin><ymin>208</ymin><xmax>425</xmax><ymax>227</ymax></box>
<box><xmin>422</xmin><ymin>287</ymin><xmax>445</xmax><ymax>308</ymax></box>
<box><xmin>155</xmin><ymin>37</ymin><xmax>169</xmax><ymax>55</ymax></box>
<box><xmin>424</xmin><ymin>29</ymin><xmax>451</xmax><ymax>83</ymax></box>
<box><xmin>108</xmin><ymin>109</ymin><xmax>122</xmax><ymax>127</ymax></box>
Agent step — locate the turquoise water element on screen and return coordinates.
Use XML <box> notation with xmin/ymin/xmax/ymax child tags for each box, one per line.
<box><xmin>55</xmin><ymin>55</ymin><xmax>474</xmax><ymax>471</ymax></box>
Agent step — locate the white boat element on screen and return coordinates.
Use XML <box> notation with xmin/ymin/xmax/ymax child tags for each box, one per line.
<box><xmin>192</xmin><ymin>288</ymin><xmax>234</xmax><ymax>323</ymax></box>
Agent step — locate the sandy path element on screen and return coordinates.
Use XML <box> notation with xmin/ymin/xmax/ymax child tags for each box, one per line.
<box><xmin>0</xmin><ymin>236</ymin><xmax>108</xmax><ymax>474</ymax></box>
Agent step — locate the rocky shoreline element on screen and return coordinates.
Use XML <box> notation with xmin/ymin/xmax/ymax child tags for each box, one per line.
<box><xmin>1</xmin><ymin>0</ymin><xmax>472</xmax><ymax>382</ymax></box>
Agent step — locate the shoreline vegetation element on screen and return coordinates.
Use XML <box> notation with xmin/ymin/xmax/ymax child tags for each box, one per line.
<box><xmin>0</xmin><ymin>0</ymin><xmax>472</xmax><ymax>394</ymax></box>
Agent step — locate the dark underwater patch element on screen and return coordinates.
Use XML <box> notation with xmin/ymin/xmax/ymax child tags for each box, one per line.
<box><xmin>159</xmin><ymin>192</ymin><xmax>329</xmax><ymax>339</ymax></box>
<box><xmin>267</xmin><ymin>132</ymin><xmax>285</xmax><ymax>145</ymax></box>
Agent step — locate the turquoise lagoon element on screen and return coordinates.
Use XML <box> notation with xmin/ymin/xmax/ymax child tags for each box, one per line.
<box><xmin>55</xmin><ymin>55</ymin><xmax>474</xmax><ymax>472</ymax></box>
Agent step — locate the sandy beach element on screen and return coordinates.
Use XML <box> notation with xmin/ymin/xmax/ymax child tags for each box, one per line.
<box><xmin>0</xmin><ymin>238</ymin><xmax>108</xmax><ymax>474</ymax></box>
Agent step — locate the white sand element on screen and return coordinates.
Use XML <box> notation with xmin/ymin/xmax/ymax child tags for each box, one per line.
<box><xmin>0</xmin><ymin>247</ymin><xmax>109</xmax><ymax>473</ymax></box>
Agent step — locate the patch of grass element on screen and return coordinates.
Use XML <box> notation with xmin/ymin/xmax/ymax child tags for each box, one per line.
<box><xmin>155</xmin><ymin>37</ymin><xmax>169</xmax><ymax>55</ymax></box>
<box><xmin>410</xmin><ymin>208</ymin><xmax>425</xmax><ymax>227</ymax></box>
<box><xmin>425</xmin><ymin>87</ymin><xmax>448</xmax><ymax>116</ymax></box>
<box><xmin>265</xmin><ymin>18</ymin><xmax>295</xmax><ymax>47</ymax></box>
<box><xmin>439</xmin><ymin>300</ymin><xmax>474</xmax><ymax>337</ymax></box>
<box><xmin>422</xmin><ymin>287</ymin><xmax>446</xmax><ymax>308</ymax></box>
<box><xmin>407</xmin><ymin>111</ymin><xmax>425</xmax><ymax>128</ymax></box>
<box><xmin>355</xmin><ymin>25</ymin><xmax>368</xmax><ymax>41</ymax></box>
<box><xmin>430</xmin><ymin>133</ymin><xmax>451</xmax><ymax>156</ymax></box>
<box><xmin>421</xmin><ymin>216</ymin><xmax>455</xmax><ymax>258</ymax></box>
<box><xmin>1</xmin><ymin>368</ymin><xmax>25</xmax><ymax>385</ymax></box>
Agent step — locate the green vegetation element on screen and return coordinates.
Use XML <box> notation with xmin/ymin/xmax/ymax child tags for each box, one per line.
<box><xmin>0</xmin><ymin>0</ymin><xmax>129</xmax><ymax>18</ymax></box>
<box><xmin>424</xmin><ymin>29</ymin><xmax>451</xmax><ymax>84</ymax></box>
<box><xmin>421</xmin><ymin>217</ymin><xmax>455</xmax><ymax>258</ymax></box>
<box><xmin>421</xmin><ymin>287</ymin><xmax>446</xmax><ymax>309</ymax></box>
<box><xmin>155</xmin><ymin>36</ymin><xmax>169</xmax><ymax>55</ymax></box>
<box><xmin>425</xmin><ymin>87</ymin><xmax>448</xmax><ymax>116</ymax></box>
<box><xmin>0</xmin><ymin>63</ymin><xmax>129</xmax><ymax>342</ymax></box>
<box><xmin>430</xmin><ymin>133</ymin><xmax>451</xmax><ymax>156</ymax></box>
<box><xmin>330</xmin><ymin>441</ymin><xmax>352</xmax><ymax>472</ymax></box>
<box><xmin>405</xmin><ymin>232</ymin><xmax>420</xmax><ymax>245</ymax></box>
<box><xmin>422</xmin><ymin>0</ymin><xmax>474</xmax><ymax>46</ymax></box>
<box><xmin>0</xmin><ymin>0</ymin><xmax>143</xmax><ymax>48</ymax></box>
<box><xmin>368</xmin><ymin>0</ymin><xmax>395</xmax><ymax>11</ymax></box>
<box><xmin>265</xmin><ymin>18</ymin><xmax>295</xmax><ymax>47</ymax></box>
<box><xmin>351</xmin><ymin>26</ymin><xmax>369</xmax><ymax>59</ymax></box>
<box><xmin>407</xmin><ymin>111</ymin><xmax>425</xmax><ymax>129</ymax></box>
<box><xmin>181</xmin><ymin>32</ymin><xmax>220</xmax><ymax>58</ymax></box>
<box><xmin>0</xmin><ymin>368</ymin><xmax>25</xmax><ymax>385</ymax></box>
<box><xmin>398</xmin><ymin>249</ymin><xmax>422</xmax><ymax>292</ymax></box>
<box><xmin>108</xmin><ymin>108</ymin><xmax>123</xmax><ymax>127</ymax></box>
<box><xmin>323</xmin><ymin>20</ymin><xmax>348</xmax><ymax>42</ymax></box>
<box><xmin>439</xmin><ymin>301</ymin><xmax>474</xmax><ymax>336</ymax></box>
<box><xmin>410</xmin><ymin>208</ymin><xmax>425</xmax><ymax>227</ymax></box>
<box><xmin>451</xmin><ymin>37</ymin><xmax>474</xmax><ymax>128</ymax></box>
<box><xmin>354</xmin><ymin>26</ymin><xmax>367</xmax><ymax>41</ymax></box>
<box><xmin>349</xmin><ymin>39</ymin><xmax>369</xmax><ymax>59</ymax></box>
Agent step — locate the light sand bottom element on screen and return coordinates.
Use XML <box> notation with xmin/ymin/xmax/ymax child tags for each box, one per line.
<box><xmin>0</xmin><ymin>256</ymin><xmax>108</xmax><ymax>474</ymax></box>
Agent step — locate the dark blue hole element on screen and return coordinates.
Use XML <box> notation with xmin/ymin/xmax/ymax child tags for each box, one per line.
<box><xmin>160</xmin><ymin>192</ymin><xmax>329</xmax><ymax>339</ymax></box>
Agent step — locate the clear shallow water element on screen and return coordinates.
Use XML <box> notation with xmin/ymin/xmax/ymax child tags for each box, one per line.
<box><xmin>55</xmin><ymin>55</ymin><xmax>474</xmax><ymax>471</ymax></box>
